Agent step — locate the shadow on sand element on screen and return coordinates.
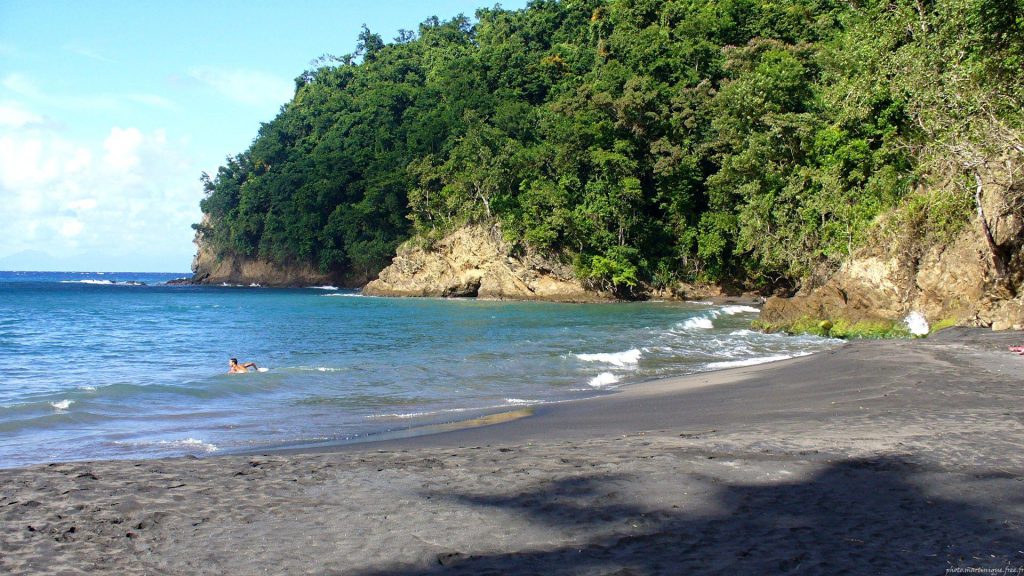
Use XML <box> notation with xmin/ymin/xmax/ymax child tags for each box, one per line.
<box><xmin>357</xmin><ymin>455</ymin><xmax>1023</xmax><ymax>575</ymax></box>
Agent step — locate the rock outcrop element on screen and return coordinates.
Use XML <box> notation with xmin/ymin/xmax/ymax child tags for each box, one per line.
<box><xmin>363</xmin><ymin>225</ymin><xmax>612</xmax><ymax>302</ymax></box>
<box><xmin>762</xmin><ymin>164</ymin><xmax>1024</xmax><ymax>331</ymax></box>
<box><xmin>187</xmin><ymin>243</ymin><xmax>348</xmax><ymax>288</ymax></box>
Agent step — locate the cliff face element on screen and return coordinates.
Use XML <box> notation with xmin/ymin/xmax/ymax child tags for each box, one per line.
<box><xmin>363</xmin><ymin>225</ymin><xmax>612</xmax><ymax>302</ymax></box>
<box><xmin>762</xmin><ymin>164</ymin><xmax>1024</xmax><ymax>332</ymax></box>
<box><xmin>188</xmin><ymin>242</ymin><xmax>351</xmax><ymax>288</ymax></box>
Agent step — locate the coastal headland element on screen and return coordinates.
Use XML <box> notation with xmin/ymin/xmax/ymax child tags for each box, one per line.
<box><xmin>3</xmin><ymin>327</ymin><xmax>1023</xmax><ymax>574</ymax></box>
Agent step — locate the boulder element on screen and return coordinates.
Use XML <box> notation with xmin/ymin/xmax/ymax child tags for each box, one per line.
<box><xmin>363</xmin><ymin>225</ymin><xmax>611</xmax><ymax>302</ymax></box>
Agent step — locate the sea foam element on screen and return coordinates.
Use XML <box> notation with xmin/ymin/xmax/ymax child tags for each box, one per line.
<box><xmin>50</xmin><ymin>399</ymin><xmax>74</xmax><ymax>411</ymax></box>
<box><xmin>159</xmin><ymin>438</ymin><xmax>218</xmax><ymax>452</ymax></box>
<box><xmin>588</xmin><ymin>372</ymin><xmax>620</xmax><ymax>388</ymax></box>
<box><xmin>705</xmin><ymin>352</ymin><xmax>809</xmax><ymax>370</ymax></box>
<box><xmin>679</xmin><ymin>316</ymin><xmax>715</xmax><ymax>330</ymax></box>
<box><xmin>367</xmin><ymin>407</ymin><xmax>474</xmax><ymax>420</ymax></box>
<box><xmin>576</xmin><ymin>349</ymin><xmax>642</xmax><ymax>367</ymax></box>
<box><xmin>59</xmin><ymin>279</ymin><xmax>115</xmax><ymax>285</ymax></box>
<box><xmin>115</xmin><ymin>438</ymin><xmax>219</xmax><ymax>453</ymax></box>
<box><xmin>504</xmin><ymin>398</ymin><xmax>540</xmax><ymax>406</ymax></box>
<box><xmin>720</xmin><ymin>305</ymin><xmax>760</xmax><ymax>315</ymax></box>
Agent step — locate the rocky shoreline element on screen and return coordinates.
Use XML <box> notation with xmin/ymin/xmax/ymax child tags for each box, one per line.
<box><xmin>185</xmin><ymin>187</ymin><xmax>1023</xmax><ymax>329</ymax></box>
<box><xmin>761</xmin><ymin>168</ymin><xmax>1024</xmax><ymax>333</ymax></box>
<box><xmin>362</xmin><ymin>225</ymin><xmax>607</xmax><ymax>302</ymax></box>
<box><xmin>179</xmin><ymin>243</ymin><xmax>357</xmax><ymax>289</ymax></box>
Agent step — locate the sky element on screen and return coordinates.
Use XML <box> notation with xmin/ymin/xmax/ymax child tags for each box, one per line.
<box><xmin>0</xmin><ymin>0</ymin><xmax>528</xmax><ymax>272</ymax></box>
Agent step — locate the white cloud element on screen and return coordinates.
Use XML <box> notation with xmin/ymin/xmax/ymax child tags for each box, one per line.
<box><xmin>59</xmin><ymin>218</ymin><xmax>84</xmax><ymax>238</ymax></box>
<box><xmin>187</xmin><ymin>66</ymin><xmax>293</xmax><ymax>108</ymax></box>
<box><xmin>2</xmin><ymin>73</ymin><xmax>180</xmax><ymax>113</ymax></box>
<box><xmin>68</xmin><ymin>198</ymin><xmax>98</xmax><ymax>211</ymax></box>
<box><xmin>0</xmin><ymin>108</ymin><xmax>204</xmax><ymax>271</ymax></box>
<box><xmin>2</xmin><ymin>73</ymin><xmax>38</xmax><ymax>97</ymax></box>
<box><xmin>103</xmin><ymin>126</ymin><xmax>145</xmax><ymax>170</ymax></box>
<box><xmin>0</xmin><ymin>100</ymin><xmax>45</xmax><ymax>128</ymax></box>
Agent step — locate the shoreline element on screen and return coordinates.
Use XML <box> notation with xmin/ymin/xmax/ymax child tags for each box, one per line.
<box><xmin>0</xmin><ymin>285</ymin><xmax>803</xmax><ymax>469</ymax></box>
<box><xmin>260</xmin><ymin>348</ymin><xmax>817</xmax><ymax>458</ymax></box>
<box><xmin>3</xmin><ymin>327</ymin><xmax>1023</xmax><ymax>574</ymax></box>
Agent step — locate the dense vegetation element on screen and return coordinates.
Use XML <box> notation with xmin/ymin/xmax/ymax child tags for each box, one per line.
<box><xmin>195</xmin><ymin>0</ymin><xmax>1023</xmax><ymax>293</ymax></box>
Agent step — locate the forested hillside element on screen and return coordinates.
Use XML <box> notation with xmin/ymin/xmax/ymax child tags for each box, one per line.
<box><xmin>194</xmin><ymin>0</ymin><xmax>1023</xmax><ymax>294</ymax></box>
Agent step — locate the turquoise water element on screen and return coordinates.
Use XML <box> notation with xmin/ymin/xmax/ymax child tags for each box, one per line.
<box><xmin>0</xmin><ymin>271</ymin><xmax>840</xmax><ymax>467</ymax></box>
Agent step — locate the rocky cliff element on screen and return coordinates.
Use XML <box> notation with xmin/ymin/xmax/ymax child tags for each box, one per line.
<box><xmin>761</xmin><ymin>161</ymin><xmax>1024</xmax><ymax>332</ymax></box>
<box><xmin>187</xmin><ymin>242</ymin><xmax>350</xmax><ymax>288</ymax></box>
<box><xmin>363</xmin><ymin>225</ymin><xmax>612</xmax><ymax>302</ymax></box>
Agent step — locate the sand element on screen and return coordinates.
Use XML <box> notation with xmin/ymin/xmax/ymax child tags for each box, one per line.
<box><xmin>2</xmin><ymin>327</ymin><xmax>1024</xmax><ymax>575</ymax></box>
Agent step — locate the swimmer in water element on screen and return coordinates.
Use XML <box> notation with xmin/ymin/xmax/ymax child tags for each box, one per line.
<box><xmin>228</xmin><ymin>358</ymin><xmax>258</xmax><ymax>373</ymax></box>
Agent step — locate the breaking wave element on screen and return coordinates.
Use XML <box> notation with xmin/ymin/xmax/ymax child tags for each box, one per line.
<box><xmin>575</xmin><ymin>349</ymin><xmax>642</xmax><ymax>367</ymax></box>
<box><xmin>587</xmin><ymin>372</ymin><xmax>620</xmax><ymax>388</ymax></box>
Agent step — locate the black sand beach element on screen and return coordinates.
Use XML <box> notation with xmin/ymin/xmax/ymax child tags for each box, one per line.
<box><xmin>3</xmin><ymin>328</ymin><xmax>1023</xmax><ymax>574</ymax></box>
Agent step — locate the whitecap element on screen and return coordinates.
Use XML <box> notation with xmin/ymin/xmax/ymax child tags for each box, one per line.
<box><xmin>59</xmin><ymin>279</ymin><xmax>115</xmax><ymax>285</ymax></box>
<box><xmin>720</xmin><ymin>305</ymin><xmax>760</xmax><ymax>315</ymax></box>
<box><xmin>679</xmin><ymin>316</ymin><xmax>714</xmax><ymax>330</ymax></box>
<box><xmin>50</xmin><ymin>399</ymin><xmax>74</xmax><ymax>411</ymax></box>
<box><xmin>588</xmin><ymin>372</ymin><xmax>620</xmax><ymax>388</ymax></box>
<box><xmin>710</xmin><ymin>342</ymin><xmax>755</xmax><ymax>358</ymax></box>
<box><xmin>310</xmin><ymin>285</ymin><xmax>339</xmax><ymax>290</ymax></box>
<box><xmin>575</xmin><ymin>349</ymin><xmax>642</xmax><ymax>367</ymax></box>
<box><xmin>249</xmin><ymin>283</ymin><xmax>262</xmax><ymax>287</ymax></box>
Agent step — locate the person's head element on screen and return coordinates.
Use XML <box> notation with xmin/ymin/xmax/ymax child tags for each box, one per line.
<box><xmin>230</xmin><ymin>358</ymin><xmax>238</xmax><ymax>366</ymax></box>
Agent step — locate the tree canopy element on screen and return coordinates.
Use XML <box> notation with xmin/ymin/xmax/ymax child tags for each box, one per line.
<box><xmin>195</xmin><ymin>0</ymin><xmax>1024</xmax><ymax>292</ymax></box>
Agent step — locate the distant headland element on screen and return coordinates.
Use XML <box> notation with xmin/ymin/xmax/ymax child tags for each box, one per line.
<box><xmin>181</xmin><ymin>0</ymin><xmax>1023</xmax><ymax>331</ymax></box>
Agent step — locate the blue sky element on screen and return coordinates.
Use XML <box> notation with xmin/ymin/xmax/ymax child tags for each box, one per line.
<box><xmin>0</xmin><ymin>0</ymin><xmax>527</xmax><ymax>272</ymax></box>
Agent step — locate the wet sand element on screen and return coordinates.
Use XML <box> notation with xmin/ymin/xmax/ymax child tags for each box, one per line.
<box><xmin>3</xmin><ymin>328</ymin><xmax>1024</xmax><ymax>574</ymax></box>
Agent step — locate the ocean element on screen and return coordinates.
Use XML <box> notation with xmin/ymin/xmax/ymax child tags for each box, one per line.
<box><xmin>0</xmin><ymin>271</ymin><xmax>841</xmax><ymax>468</ymax></box>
